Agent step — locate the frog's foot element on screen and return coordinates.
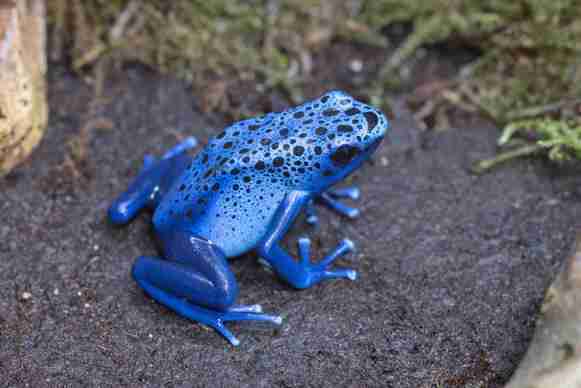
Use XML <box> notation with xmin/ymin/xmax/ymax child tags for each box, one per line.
<box><xmin>258</xmin><ymin>190</ymin><xmax>358</xmax><ymax>289</ymax></box>
<box><xmin>139</xmin><ymin>281</ymin><xmax>281</xmax><ymax>346</ymax></box>
<box><xmin>296</xmin><ymin>237</ymin><xmax>357</xmax><ymax>285</ymax></box>
<box><xmin>306</xmin><ymin>186</ymin><xmax>361</xmax><ymax>226</ymax></box>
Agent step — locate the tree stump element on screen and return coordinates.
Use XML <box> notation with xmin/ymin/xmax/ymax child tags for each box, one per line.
<box><xmin>0</xmin><ymin>0</ymin><xmax>47</xmax><ymax>177</ymax></box>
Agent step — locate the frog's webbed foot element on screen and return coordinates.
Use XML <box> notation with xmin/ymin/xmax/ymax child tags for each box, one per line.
<box><xmin>295</xmin><ymin>237</ymin><xmax>357</xmax><ymax>284</ymax></box>
<box><xmin>139</xmin><ymin>282</ymin><xmax>281</xmax><ymax>346</ymax></box>
<box><xmin>214</xmin><ymin>308</ymin><xmax>282</xmax><ymax>346</ymax></box>
<box><xmin>306</xmin><ymin>186</ymin><xmax>360</xmax><ymax>226</ymax></box>
<box><xmin>259</xmin><ymin>238</ymin><xmax>356</xmax><ymax>289</ymax></box>
<box><xmin>258</xmin><ymin>191</ymin><xmax>358</xmax><ymax>289</ymax></box>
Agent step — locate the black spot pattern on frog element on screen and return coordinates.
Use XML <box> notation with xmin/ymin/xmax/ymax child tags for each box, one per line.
<box><xmin>153</xmin><ymin>90</ymin><xmax>388</xmax><ymax>241</ymax></box>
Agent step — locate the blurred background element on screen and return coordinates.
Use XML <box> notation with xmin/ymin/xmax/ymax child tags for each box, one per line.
<box><xmin>47</xmin><ymin>0</ymin><xmax>581</xmax><ymax>166</ymax></box>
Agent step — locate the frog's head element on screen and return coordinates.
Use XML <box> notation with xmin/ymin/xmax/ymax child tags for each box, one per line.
<box><xmin>306</xmin><ymin>90</ymin><xmax>389</xmax><ymax>190</ymax></box>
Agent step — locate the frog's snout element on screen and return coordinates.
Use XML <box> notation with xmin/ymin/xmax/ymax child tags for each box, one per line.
<box><xmin>370</xmin><ymin>110</ymin><xmax>389</xmax><ymax>137</ymax></box>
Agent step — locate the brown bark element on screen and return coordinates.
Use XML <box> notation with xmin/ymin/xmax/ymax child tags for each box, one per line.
<box><xmin>506</xmin><ymin>234</ymin><xmax>581</xmax><ymax>388</ymax></box>
<box><xmin>0</xmin><ymin>0</ymin><xmax>47</xmax><ymax>176</ymax></box>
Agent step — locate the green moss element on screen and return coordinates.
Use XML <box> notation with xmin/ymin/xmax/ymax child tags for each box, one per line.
<box><xmin>368</xmin><ymin>0</ymin><xmax>581</xmax><ymax>167</ymax></box>
<box><xmin>502</xmin><ymin>118</ymin><xmax>581</xmax><ymax>161</ymax></box>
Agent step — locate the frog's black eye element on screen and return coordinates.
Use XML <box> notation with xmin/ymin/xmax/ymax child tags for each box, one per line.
<box><xmin>364</xmin><ymin>112</ymin><xmax>378</xmax><ymax>132</ymax></box>
<box><xmin>330</xmin><ymin>145</ymin><xmax>360</xmax><ymax>167</ymax></box>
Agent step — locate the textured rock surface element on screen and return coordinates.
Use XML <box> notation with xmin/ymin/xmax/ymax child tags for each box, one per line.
<box><xmin>1</xmin><ymin>66</ymin><xmax>581</xmax><ymax>387</ymax></box>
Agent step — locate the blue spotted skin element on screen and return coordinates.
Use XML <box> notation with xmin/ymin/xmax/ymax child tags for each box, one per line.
<box><xmin>109</xmin><ymin>90</ymin><xmax>389</xmax><ymax>346</ymax></box>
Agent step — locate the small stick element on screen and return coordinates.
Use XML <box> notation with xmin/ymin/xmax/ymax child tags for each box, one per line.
<box><xmin>471</xmin><ymin>144</ymin><xmax>544</xmax><ymax>174</ymax></box>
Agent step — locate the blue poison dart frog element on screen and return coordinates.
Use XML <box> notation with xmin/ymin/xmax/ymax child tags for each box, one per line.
<box><xmin>109</xmin><ymin>91</ymin><xmax>389</xmax><ymax>346</ymax></box>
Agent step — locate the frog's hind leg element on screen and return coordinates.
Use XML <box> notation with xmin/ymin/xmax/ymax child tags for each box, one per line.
<box><xmin>108</xmin><ymin>138</ymin><xmax>196</xmax><ymax>225</ymax></box>
<box><xmin>306</xmin><ymin>186</ymin><xmax>360</xmax><ymax>226</ymax></box>
<box><xmin>132</xmin><ymin>230</ymin><xmax>281</xmax><ymax>346</ymax></box>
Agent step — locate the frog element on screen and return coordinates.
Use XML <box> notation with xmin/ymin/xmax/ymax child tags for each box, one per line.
<box><xmin>108</xmin><ymin>90</ymin><xmax>389</xmax><ymax>346</ymax></box>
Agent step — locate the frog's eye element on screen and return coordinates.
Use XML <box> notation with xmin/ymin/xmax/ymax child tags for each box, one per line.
<box><xmin>364</xmin><ymin>112</ymin><xmax>378</xmax><ymax>131</ymax></box>
<box><xmin>330</xmin><ymin>145</ymin><xmax>360</xmax><ymax>167</ymax></box>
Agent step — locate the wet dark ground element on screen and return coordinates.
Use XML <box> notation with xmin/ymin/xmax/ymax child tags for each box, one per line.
<box><xmin>2</xmin><ymin>62</ymin><xmax>581</xmax><ymax>388</ymax></box>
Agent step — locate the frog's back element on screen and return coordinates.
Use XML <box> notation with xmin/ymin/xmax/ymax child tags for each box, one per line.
<box><xmin>153</xmin><ymin>113</ymin><xmax>296</xmax><ymax>256</ymax></box>
<box><xmin>153</xmin><ymin>90</ymin><xmax>386</xmax><ymax>256</ymax></box>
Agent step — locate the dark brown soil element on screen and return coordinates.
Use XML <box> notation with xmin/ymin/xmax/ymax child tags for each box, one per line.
<box><xmin>1</xmin><ymin>45</ymin><xmax>581</xmax><ymax>387</ymax></box>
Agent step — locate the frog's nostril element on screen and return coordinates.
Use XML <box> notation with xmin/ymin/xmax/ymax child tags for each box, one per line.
<box><xmin>364</xmin><ymin>112</ymin><xmax>378</xmax><ymax>132</ymax></box>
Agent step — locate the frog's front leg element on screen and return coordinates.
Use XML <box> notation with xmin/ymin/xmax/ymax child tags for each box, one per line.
<box><xmin>257</xmin><ymin>191</ymin><xmax>357</xmax><ymax>289</ymax></box>
<box><xmin>305</xmin><ymin>186</ymin><xmax>361</xmax><ymax>226</ymax></box>
<box><xmin>108</xmin><ymin>138</ymin><xmax>196</xmax><ymax>225</ymax></box>
<box><xmin>132</xmin><ymin>230</ymin><xmax>281</xmax><ymax>346</ymax></box>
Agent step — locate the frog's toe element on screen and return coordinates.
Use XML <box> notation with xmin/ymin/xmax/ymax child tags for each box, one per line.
<box><xmin>321</xmin><ymin>268</ymin><xmax>357</xmax><ymax>281</ymax></box>
<box><xmin>294</xmin><ymin>238</ymin><xmax>357</xmax><ymax>285</ymax></box>
<box><xmin>314</xmin><ymin>239</ymin><xmax>355</xmax><ymax>271</ymax></box>
<box><xmin>214</xmin><ymin>322</ymin><xmax>240</xmax><ymax>346</ymax></box>
<box><xmin>320</xmin><ymin>193</ymin><xmax>360</xmax><ymax>219</ymax></box>
<box><xmin>308</xmin><ymin>187</ymin><xmax>361</xmax><ymax>226</ymax></box>
<box><xmin>162</xmin><ymin>136</ymin><xmax>198</xmax><ymax>159</ymax></box>
<box><xmin>305</xmin><ymin>200</ymin><xmax>319</xmax><ymax>225</ymax></box>
<box><xmin>257</xmin><ymin>257</ymin><xmax>274</xmax><ymax>273</ymax></box>
<box><xmin>210</xmin><ymin>310</ymin><xmax>281</xmax><ymax>346</ymax></box>
<box><xmin>220</xmin><ymin>310</ymin><xmax>283</xmax><ymax>325</ymax></box>
<box><xmin>228</xmin><ymin>304</ymin><xmax>263</xmax><ymax>313</ymax></box>
<box><xmin>328</xmin><ymin>186</ymin><xmax>360</xmax><ymax>200</ymax></box>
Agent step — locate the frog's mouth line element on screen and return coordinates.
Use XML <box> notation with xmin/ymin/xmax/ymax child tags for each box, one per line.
<box><xmin>347</xmin><ymin>136</ymin><xmax>384</xmax><ymax>172</ymax></box>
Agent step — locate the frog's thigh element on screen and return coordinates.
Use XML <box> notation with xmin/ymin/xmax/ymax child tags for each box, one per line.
<box><xmin>132</xmin><ymin>230</ymin><xmax>239</xmax><ymax>311</ymax></box>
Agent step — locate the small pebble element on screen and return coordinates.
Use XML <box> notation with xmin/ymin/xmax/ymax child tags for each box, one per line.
<box><xmin>349</xmin><ymin>59</ymin><xmax>363</xmax><ymax>73</ymax></box>
<box><xmin>21</xmin><ymin>292</ymin><xmax>32</xmax><ymax>300</ymax></box>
